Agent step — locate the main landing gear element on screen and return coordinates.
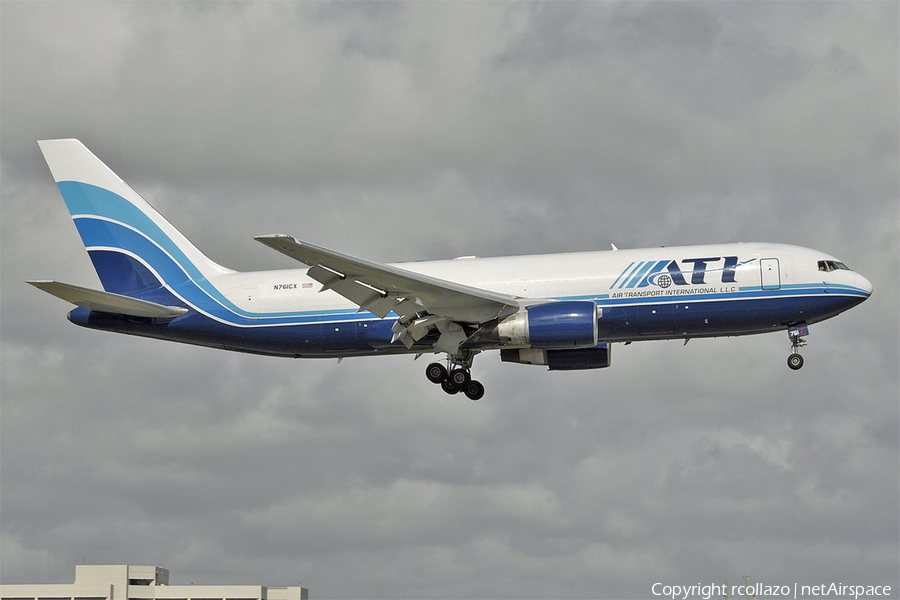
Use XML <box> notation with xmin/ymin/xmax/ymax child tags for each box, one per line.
<box><xmin>787</xmin><ymin>323</ymin><xmax>808</xmax><ymax>370</ymax></box>
<box><xmin>425</xmin><ymin>356</ymin><xmax>485</xmax><ymax>400</ymax></box>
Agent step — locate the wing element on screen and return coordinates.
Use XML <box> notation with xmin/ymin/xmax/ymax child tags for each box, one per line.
<box><xmin>254</xmin><ymin>234</ymin><xmax>521</xmax><ymax>353</ymax></box>
<box><xmin>27</xmin><ymin>280</ymin><xmax>188</xmax><ymax>319</ymax></box>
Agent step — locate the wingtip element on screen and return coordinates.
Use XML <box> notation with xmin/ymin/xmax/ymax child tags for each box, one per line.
<box><xmin>26</xmin><ymin>279</ymin><xmax>56</xmax><ymax>288</ymax></box>
<box><xmin>254</xmin><ymin>234</ymin><xmax>294</xmax><ymax>241</ymax></box>
<box><xmin>37</xmin><ymin>138</ymin><xmax>83</xmax><ymax>149</ymax></box>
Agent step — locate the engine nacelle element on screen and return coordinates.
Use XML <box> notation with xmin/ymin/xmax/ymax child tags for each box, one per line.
<box><xmin>496</xmin><ymin>300</ymin><xmax>599</xmax><ymax>348</ymax></box>
<box><xmin>500</xmin><ymin>344</ymin><xmax>611</xmax><ymax>370</ymax></box>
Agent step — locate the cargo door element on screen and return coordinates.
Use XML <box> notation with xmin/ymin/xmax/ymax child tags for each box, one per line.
<box><xmin>323</xmin><ymin>321</ymin><xmax>359</xmax><ymax>351</ymax></box>
<box><xmin>639</xmin><ymin>304</ymin><xmax>675</xmax><ymax>336</ymax></box>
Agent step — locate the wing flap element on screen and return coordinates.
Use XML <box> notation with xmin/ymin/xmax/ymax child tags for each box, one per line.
<box><xmin>27</xmin><ymin>280</ymin><xmax>188</xmax><ymax>319</ymax></box>
<box><xmin>255</xmin><ymin>234</ymin><xmax>520</xmax><ymax>324</ymax></box>
<box><xmin>306</xmin><ymin>263</ymin><xmax>419</xmax><ymax>319</ymax></box>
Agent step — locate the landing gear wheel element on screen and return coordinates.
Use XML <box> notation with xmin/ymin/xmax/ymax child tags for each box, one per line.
<box><xmin>787</xmin><ymin>353</ymin><xmax>804</xmax><ymax>370</ymax></box>
<box><xmin>426</xmin><ymin>362</ymin><xmax>448</xmax><ymax>384</ymax></box>
<box><xmin>464</xmin><ymin>380</ymin><xmax>485</xmax><ymax>401</ymax></box>
<box><xmin>449</xmin><ymin>368</ymin><xmax>471</xmax><ymax>388</ymax></box>
<box><xmin>441</xmin><ymin>379</ymin><xmax>460</xmax><ymax>394</ymax></box>
<box><xmin>786</xmin><ymin>324</ymin><xmax>808</xmax><ymax>371</ymax></box>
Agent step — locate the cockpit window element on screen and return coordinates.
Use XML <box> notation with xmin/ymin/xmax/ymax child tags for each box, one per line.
<box><xmin>818</xmin><ymin>260</ymin><xmax>851</xmax><ymax>272</ymax></box>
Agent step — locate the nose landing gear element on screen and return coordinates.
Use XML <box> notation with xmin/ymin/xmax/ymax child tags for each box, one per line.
<box><xmin>787</xmin><ymin>352</ymin><xmax>804</xmax><ymax>370</ymax></box>
<box><xmin>787</xmin><ymin>323</ymin><xmax>808</xmax><ymax>370</ymax></box>
<box><xmin>425</xmin><ymin>353</ymin><xmax>484</xmax><ymax>400</ymax></box>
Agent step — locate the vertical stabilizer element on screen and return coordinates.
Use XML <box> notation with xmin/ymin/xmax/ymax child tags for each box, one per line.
<box><xmin>38</xmin><ymin>139</ymin><xmax>234</xmax><ymax>295</ymax></box>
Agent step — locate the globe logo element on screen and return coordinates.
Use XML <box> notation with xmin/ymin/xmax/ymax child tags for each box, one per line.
<box><xmin>656</xmin><ymin>274</ymin><xmax>672</xmax><ymax>288</ymax></box>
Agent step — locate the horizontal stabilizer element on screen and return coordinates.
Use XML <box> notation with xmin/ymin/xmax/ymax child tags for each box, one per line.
<box><xmin>27</xmin><ymin>280</ymin><xmax>188</xmax><ymax>319</ymax></box>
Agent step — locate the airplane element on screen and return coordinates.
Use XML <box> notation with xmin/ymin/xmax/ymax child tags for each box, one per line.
<box><xmin>28</xmin><ymin>139</ymin><xmax>873</xmax><ymax>400</ymax></box>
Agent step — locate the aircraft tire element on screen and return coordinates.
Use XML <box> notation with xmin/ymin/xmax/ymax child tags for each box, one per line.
<box><xmin>449</xmin><ymin>368</ymin><xmax>470</xmax><ymax>387</ymax></box>
<box><xmin>787</xmin><ymin>354</ymin><xmax>804</xmax><ymax>370</ymax></box>
<box><xmin>426</xmin><ymin>362</ymin><xmax>448</xmax><ymax>384</ymax></box>
<box><xmin>441</xmin><ymin>379</ymin><xmax>460</xmax><ymax>394</ymax></box>
<box><xmin>464</xmin><ymin>380</ymin><xmax>485</xmax><ymax>401</ymax></box>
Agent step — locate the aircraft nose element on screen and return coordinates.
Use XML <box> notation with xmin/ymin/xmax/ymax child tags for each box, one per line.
<box><xmin>856</xmin><ymin>273</ymin><xmax>874</xmax><ymax>298</ymax></box>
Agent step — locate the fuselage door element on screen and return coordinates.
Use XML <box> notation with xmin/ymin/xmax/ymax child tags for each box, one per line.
<box><xmin>639</xmin><ymin>304</ymin><xmax>675</xmax><ymax>336</ymax></box>
<box><xmin>760</xmin><ymin>258</ymin><xmax>781</xmax><ymax>290</ymax></box>
<box><xmin>228</xmin><ymin>286</ymin><xmax>259</xmax><ymax>313</ymax></box>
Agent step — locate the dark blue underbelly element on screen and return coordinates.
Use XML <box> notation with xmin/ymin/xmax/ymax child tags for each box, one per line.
<box><xmin>68</xmin><ymin>291</ymin><xmax>864</xmax><ymax>357</ymax></box>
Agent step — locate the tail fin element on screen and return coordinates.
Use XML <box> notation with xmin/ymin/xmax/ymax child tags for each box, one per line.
<box><xmin>38</xmin><ymin>139</ymin><xmax>233</xmax><ymax>295</ymax></box>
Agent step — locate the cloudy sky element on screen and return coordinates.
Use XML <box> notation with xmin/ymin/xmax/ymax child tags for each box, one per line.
<box><xmin>1</xmin><ymin>2</ymin><xmax>897</xmax><ymax>598</ymax></box>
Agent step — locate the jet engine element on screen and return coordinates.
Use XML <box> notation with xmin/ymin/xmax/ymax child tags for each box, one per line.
<box><xmin>494</xmin><ymin>300</ymin><xmax>600</xmax><ymax>348</ymax></box>
<box><xmin>500</xmin><ymin>345</ymin><xmax>611</xmax><ymax>370</ymax></box>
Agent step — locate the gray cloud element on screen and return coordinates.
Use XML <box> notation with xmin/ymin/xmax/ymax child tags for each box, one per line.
<box><xmin>2</xmin><ymin>2</ymin><xmax>897</xmax><ymax>598</ymax></box>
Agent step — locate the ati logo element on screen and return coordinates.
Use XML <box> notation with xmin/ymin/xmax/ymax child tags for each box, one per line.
<box><xmin>612</xmin><ymin>256</ymin><xmax>752</xmax><ymax>289</ymax></box>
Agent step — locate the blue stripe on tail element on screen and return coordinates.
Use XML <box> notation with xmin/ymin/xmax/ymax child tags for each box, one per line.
<box><xmin>88</xmin><ymin>251</ymin><xmax>164</xmax><ymax>295</ymax></box>
<box><xmin>57</xmin><ymin>180</ymin><xmax>203</xmax><ymax>294</ymax></box>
